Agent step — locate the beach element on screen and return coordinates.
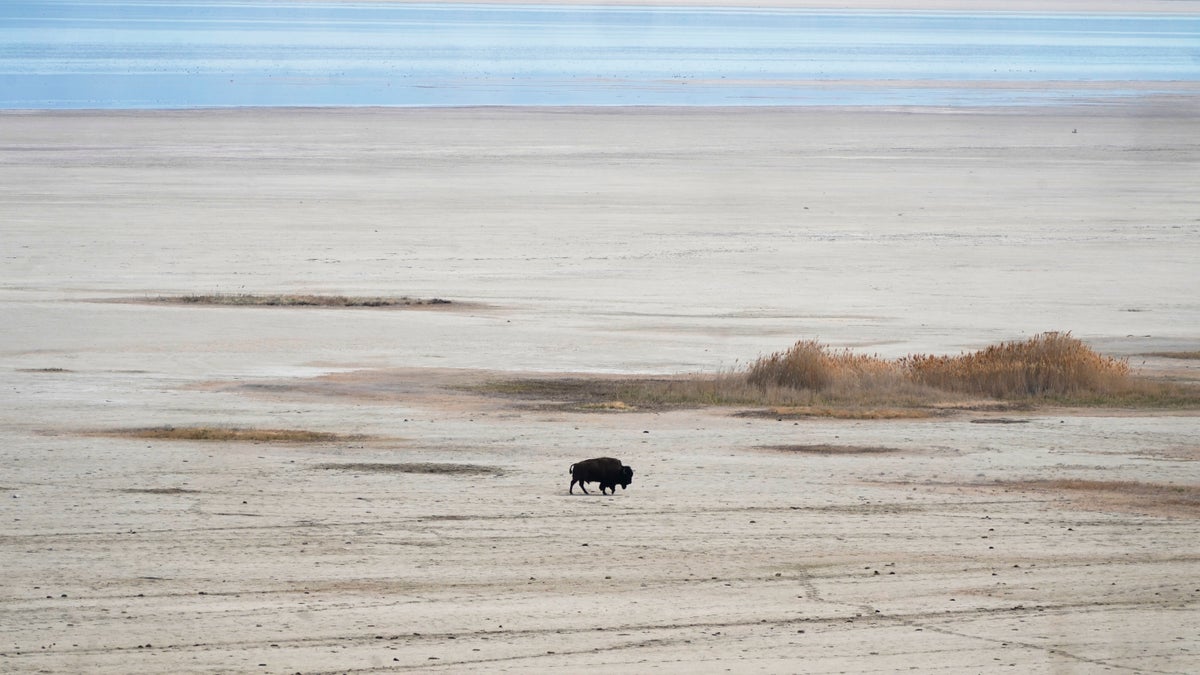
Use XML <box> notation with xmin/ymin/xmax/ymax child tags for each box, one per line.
<box><xmin>2</xmin><ymin>101</ymin><xmax>1199</xmax><ymax>672</ymax></box>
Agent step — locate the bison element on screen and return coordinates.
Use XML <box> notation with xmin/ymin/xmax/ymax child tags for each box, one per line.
<box><xmin>569</xmin><ymin>457</ymin><xmax>633</xmax><ymax>495</ymax></box>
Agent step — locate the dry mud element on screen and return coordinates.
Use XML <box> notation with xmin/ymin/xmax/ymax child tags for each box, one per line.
<box><xmin>3</xmin><ymin>366</ymin><xmax>1198</xmax><ymax>674</ymax></box>
<box><xmin>2</xmin><ymin>104</ymin><xmax>1199</xmax><ymax>673</ymax></box>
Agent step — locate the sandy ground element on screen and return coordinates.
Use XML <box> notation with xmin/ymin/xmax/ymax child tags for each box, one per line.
<box><xmin>2</xmin><ymin>103</ymin><xmax>1199</xmax><ymax>673</ymax></box>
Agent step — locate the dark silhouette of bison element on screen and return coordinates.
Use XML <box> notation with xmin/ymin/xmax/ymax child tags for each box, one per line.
<box><xmin>569</xmin><ymin>457</ymin><xmax>633</xmax><ymax>495</ymax></box>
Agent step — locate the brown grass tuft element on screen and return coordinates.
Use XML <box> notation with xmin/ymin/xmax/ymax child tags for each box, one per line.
<box><xmin>99</xmin><ymin>426</ymin><xmax>360</xmax><ymax>443</ymax></box>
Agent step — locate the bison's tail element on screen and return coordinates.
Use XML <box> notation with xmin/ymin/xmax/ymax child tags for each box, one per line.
<box><xmin>568</xmin><ymin>463</ymin><xmax>576</xmax><ymax>474</ymax></box>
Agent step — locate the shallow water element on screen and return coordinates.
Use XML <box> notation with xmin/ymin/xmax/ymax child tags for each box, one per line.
<box><xmin>4</xmin><ymin>1</ymin><xmax>1199</xmax><ymax>108</ymax></box>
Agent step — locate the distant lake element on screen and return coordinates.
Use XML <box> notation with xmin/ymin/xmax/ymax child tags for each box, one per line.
<box><xmin>3</xmin><ymin>1</ymin><xmax>1198</xmax><ymax>108</ymax></box>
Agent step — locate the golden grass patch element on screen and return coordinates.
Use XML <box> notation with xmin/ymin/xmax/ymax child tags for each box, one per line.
<box><xmin>748</xmin><ymin>339</ymin><xmax>897</xmax><ymax>392</ymax></box>
<box><xmin>747</xmin><ymin>332</ymin><xmax>1136</xmax><ymax>398</ymax></box>
<box><xmin>901</xmin><ymin>332</ymin><xmax>1131</xmax><ymax>397</ymax></box>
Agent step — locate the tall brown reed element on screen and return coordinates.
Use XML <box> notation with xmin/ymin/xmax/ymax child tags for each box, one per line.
<box><xmin>745</xmin><ymin>332</ymin><xmax>1133</xmax><ymax>399</ymax></box>
<box><xmin>899</xmin><ymin>332</ymin><xmax>1130</xmax><ymax>397</ymax></box>
<box><xmin>746</xmin><ymin>339</ymin><xmax>897</xmax><ymax>392</ymax></box>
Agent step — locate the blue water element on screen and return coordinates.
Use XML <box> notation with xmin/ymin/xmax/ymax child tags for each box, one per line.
<box><xmin>3</xmin><ymin>0</ymin><xmax>1198</xmax><ymax>108</ymax></box>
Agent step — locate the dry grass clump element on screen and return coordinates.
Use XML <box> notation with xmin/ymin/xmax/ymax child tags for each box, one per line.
<box><xmin>747</xmin><ymin>339</ymin><xmax>897</xmax><ymax>392</ymax></box>
<box><xmin>100</xmin><ymin>426</ymin><xmax>359</xmax><ymax>443</ymax></box>
<box><xmin>146</xmin><ymin>294</ymin><xmax>451</xmax><ymax>307</ymax></box>
<box><xmin>900</xmin><ymin>332</ymin><xmax>1131</xmax><ymax>397</ymax></box>
<box><xmin>745</xmin><ymin>332</ymin><xmax>1147</xmax><ymax>401</ymax></box>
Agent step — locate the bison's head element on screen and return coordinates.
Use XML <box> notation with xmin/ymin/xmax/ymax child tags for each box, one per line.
<box><xmin>619</xmin><ymin>465</ymin><xmax>634</xmax><ymax>489</ymax></box>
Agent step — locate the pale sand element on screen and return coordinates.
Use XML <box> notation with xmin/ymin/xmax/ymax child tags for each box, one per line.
<box><xmin>2</xmin><ymin>102</ymin><xmax>1199</xmax><ymax>673</ymax></box>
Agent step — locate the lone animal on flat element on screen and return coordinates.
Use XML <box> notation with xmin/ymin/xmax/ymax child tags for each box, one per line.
<box><xmin>568</xmin><ymin>457</ymin><xmax>633</xmax><ymax>495</ymax></box>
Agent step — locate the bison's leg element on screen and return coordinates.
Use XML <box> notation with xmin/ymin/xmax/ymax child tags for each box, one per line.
<box><xmin>571</xmin><ymin>479</ymin><xmax>590</xmax><ymax>495</ymax></box>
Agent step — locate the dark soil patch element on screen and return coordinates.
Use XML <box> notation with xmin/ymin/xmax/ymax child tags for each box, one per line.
<box><xmin>762</xmin><ymin>444</ymin><xmax>905</xmax><ymax>455</ymax></box>
<box><xmin>131</xmin><ymin>294</ymin><xmax>456</xmax><ymax>308</ymax></box>
<box><xmin>739</xmin><ymin>407</ymin><xmax>937</xmax><ymax>420</ymax></box>
<box><xmin>122</xmin><ymin>487</ymin><xmax>201</xmax><ymax>494</ymax></box>
<box><xmin>317</xmin><ymin>462</ymin><xmax>503</xmax><ymax>476</ymax></box>
<box><xmin>96</xmin><ymin>427</ymin><xmax>365</xmax><ymax>443</ymax></box>
<box><xmin>983</xmin><ymin>479</ymin><xmax>1200</xmax><ymax>518</ymax></box>
<box><xmin>1141</xmin><ymin>351</ymin><xmax>1200</xmax><ymax>360</ymax></box>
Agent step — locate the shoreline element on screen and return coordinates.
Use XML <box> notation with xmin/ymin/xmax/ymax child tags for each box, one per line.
<box><xmin>5</xmin><ymin>93</ymin><xmax>1198</xmax><ymax>116</ymax></box>
<box><xmin>7</xmin><ymin>82</ymin><xmax>1199</xmax><ymax>115</ymax></box>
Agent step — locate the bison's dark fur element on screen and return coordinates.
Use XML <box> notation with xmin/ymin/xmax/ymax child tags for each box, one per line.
<box><xmin>569</xmin><ymin>457</ymin><xmax>633</xmax><ymax>495</ymax></box>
